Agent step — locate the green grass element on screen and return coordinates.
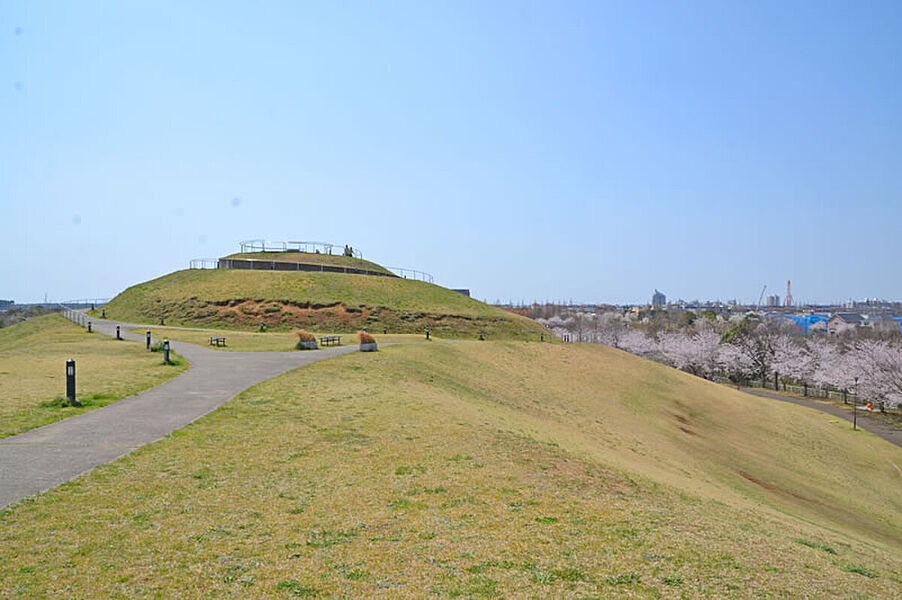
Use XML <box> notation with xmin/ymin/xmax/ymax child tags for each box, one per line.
<box><xmin>225</xmin><ymin>250</ymin><xmax>395</xmax><ymax>275</ymax></box>
<box><xmin>0</xmin><ymin>342</ymin><xmax>899</xmax><ymax>598</ymax></box>
<box><xmin>98</xmin><ymin>268</ymin><xmax>547</xmax><ymax>340</ymax></box>
<box><xmin>0</xmin><ymin>314</ymin><xmax>188</xmax><ymax>438</ymax></box>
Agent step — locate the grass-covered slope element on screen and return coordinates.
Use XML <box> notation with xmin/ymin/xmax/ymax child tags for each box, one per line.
<box><xmin>0</xmin><ymin>314</ymin><xmax>187</xmax><ymax>438</ymax></box>
<box><xmin>101</xmin><ymin>269</ymin><xmax>546</xmax><ymax>339</ymax></box>
<box><xmin>224</xmin><ymin>251</ymin><xmax>395</xmax><ymax>275</ymax></box>
<box><xmin>1</xmin><ymin>342</ymin><xmax>898</xmax><ymax>598</ymax></box>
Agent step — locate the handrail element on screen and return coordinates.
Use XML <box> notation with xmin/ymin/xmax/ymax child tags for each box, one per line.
<box><xmin>386</xmin><ymin>267</ymin><xmax>435</xmax><ymax>284</ymax></box>
<box><xmin>188</xmin><ymin>256</ymin><xmax>435</xmax><ymax>283</ymax></box>
<box><xmin>238</xmin><ymin>239</ymin><xmax>362</xmax><ymax>259</ymax></box>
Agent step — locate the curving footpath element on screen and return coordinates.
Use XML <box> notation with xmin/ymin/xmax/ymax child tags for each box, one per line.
<box><xmin>0</xmin><ymin>316</ymin><xmax>358</xmax><ymax>509</ymax></box>
<box><xmin>742</xmin><ymin>388</ymin><xmax>902</xmax><ymax>448</ymax></box>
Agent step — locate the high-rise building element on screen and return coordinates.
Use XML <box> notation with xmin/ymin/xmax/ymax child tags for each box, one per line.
<box><xmin>765</xmin><ymin>294</ymin><xmax>781</xmax><ymax>307</ymax></box>
<box><xmin>651</xmin><ymin>289</ymin><xmax>666</xmax><ymax>307</ymax></box>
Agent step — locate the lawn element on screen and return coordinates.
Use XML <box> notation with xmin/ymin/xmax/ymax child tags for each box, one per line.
<box><xmin>0</xmin><ymin>314</ymin><xmax>187</xmax><ymax>438</ymax></box>
<box><xmin>0</xmin><ymin>342</ymin><xmax>898</xmax><ymax>598</ymax></box>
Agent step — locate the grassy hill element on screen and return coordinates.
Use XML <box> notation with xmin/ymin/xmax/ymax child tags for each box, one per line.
<box><xmin>0</xmin><ymin>314</ymin><xmax>186</xmax><ymax>437</ymax></box>
<box><xmin>99</xmin><ymin>268</ymin><xmax>546</xmax><ymax>339</ymax></box>
<box><xmin>1</xmin><ymin>342</ymin><xmax>898</xmax><ymax>597</ymax></box>
<box><xmin>224</xmin><ymin>251</ymin><xmax>395</xmax><ymax>275</ymax></box>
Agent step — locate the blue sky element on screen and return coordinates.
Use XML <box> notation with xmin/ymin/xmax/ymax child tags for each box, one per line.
<box><xmin>2</xmin><ymin>1</ymin><xmax>900</xmax><ymax>305</ymax></box>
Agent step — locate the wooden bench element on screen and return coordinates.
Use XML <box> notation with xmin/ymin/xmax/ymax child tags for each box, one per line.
<box><xmin>209</xmin><ymin>336</ymin><xmax>226</xmax><ymax>347</ymax></box>
<box><xmin>319</xmin><ymin>335</ymin><xmax>341</xmax><ymax>346</ymax></box>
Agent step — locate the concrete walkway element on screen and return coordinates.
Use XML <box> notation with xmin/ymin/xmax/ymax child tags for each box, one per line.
<box><xmin>742</xmin><ymin>388</ymin><xmax>902</xmax><ymax>448</ymax></box>
<box><xmin>0</xmin><ymin>316</ymin><xmax>358</xmax><ymax>509</ymax></box>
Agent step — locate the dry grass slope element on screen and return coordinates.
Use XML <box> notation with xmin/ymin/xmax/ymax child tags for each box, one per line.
<box><xmin>0</xmin><ymin>342</ymin><xmax>899</xmax><ymax>598</ymax></box>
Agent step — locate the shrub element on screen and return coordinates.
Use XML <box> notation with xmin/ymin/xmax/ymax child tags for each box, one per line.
<box><xmin>357</xmin><ymin>331</ymin><xmax>375</xmax><ymax>344</ymax></box>
<box><xmin>295</xmin><ymin>330</ymin><xmax>316</xmax><ymax>342</ymax></box>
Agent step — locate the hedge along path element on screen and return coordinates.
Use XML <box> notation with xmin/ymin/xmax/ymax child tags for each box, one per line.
<box><xmin>0</xmin><ymin>314</ymin><xmax>358</xmax><ymax>509</ymax></box>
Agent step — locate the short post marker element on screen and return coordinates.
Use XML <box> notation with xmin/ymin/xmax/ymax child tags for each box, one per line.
<box><xmin>116</xmin><ymin>325</ymin><xmax>121</xmax><ymax>340</ymax></box>
<box><xmin>87</xmin><ymin>321</ymin><xmax>92</xmax><ymax>333</ymax></box>
<box><xmin>66</xmin><ymin>358</ymin><xmax>81</xmax><ymax>406</ymax></box>
<box><xmin>163</xmin><ymin>339</ymin><xmax>171</xmax><ymax>365</ymax></box>
<box><xmin>146</xmin><ymin>330</ymin><xmax>152</xmax><ymax>350</ymax></box>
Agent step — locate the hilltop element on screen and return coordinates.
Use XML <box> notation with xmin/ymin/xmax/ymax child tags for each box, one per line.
<box><xmin>222</xmin><ymin>250</ymin><xmax>395</xmax><ymax>275</ymax></box>
<box><xmin>100</xmin><ymin>262</ymin><xmax>546</xmax><ymax>339</ymax></box>
<box><xmin>1</xmin><ymin>341</ymin><xmax>898</xmax><ymax>597</ymax></box>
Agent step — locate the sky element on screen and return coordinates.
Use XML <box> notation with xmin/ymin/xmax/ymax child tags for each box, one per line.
<box><xmin>2</xmin><ymin>1</ymin><xmax>901</xmax><ymax>306</ymax></box>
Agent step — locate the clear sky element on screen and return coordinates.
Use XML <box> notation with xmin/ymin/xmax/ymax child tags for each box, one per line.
<box><xmin>2</xmin><ymin>1</ymin><xmax>901</xmax><ymax>306</ymax></box>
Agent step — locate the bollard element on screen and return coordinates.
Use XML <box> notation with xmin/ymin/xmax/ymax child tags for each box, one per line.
<box><xmin>540</xmin><ymin>332</ymin><xmax>544</xmax><ymax>342</ymax></box>
<box><xmin>116</xmin><ymin>325</ymin><xmax>121</xmax><ymax>340</ymax></box>
<box><xmin>66</xmin><ymin>358</ymin><xmax>81</xmax><ymax>406</ymax></box>
<box><xmin>88</xmin><ymin>321</ymin><xmax>92</xmax><ymax>333</ymax></box>
<box><xmin>160</xmin><ymin>316</ymin><xmax>165</xmax><ymax>326</ymax></box>
<box><xmin>102</xmin><ymin>308</ymin><xmax>106</xmax><ymax>318</ymax></box>
<box><xmin>146</xmin><ymin>330</ymin><xmax>152</xmax><ymax>350</ymax></box>
<box><xmin>425</xmin><ymin>326</ymin><xmax>430</xmax><ymax>340</ymax></box>
<box><xmin>383</xmin><ymin>326</ymin><xmax>387</xmax><ymax>334</ymax></box>
<box><xmin>163</xmin><ymin>339</ymin><xmax>171</xmax><ymax>364</ymax></box>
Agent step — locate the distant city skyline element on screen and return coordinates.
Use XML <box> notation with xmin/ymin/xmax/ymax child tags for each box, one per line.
<box><xmin>3</xmin><ymin>2</ymin><xmax>901</xmax><ymax>305</ymax></box>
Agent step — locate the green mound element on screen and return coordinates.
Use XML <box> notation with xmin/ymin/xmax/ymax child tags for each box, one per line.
<box><xmin>101</xmin><ymin>269</ymin><xmax>546</xmax><ymax>339</ymax></box>
<box><xmin>224</xmin><ymin>251</ymin><xmax>394</xmax><ymax>275</ymax></box>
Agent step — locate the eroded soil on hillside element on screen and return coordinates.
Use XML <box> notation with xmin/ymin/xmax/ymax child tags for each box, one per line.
<box><xmin>148</xmin><ymin>298</ymin><xmax>515</xmax><ymax>338</ymax></box>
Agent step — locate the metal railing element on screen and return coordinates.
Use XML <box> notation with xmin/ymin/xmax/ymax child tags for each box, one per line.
<box><xmin>238</xmin><ymin>239</ymin><xmax>362</xmax><ymax>258</ymax></box>
<box><xmin>386</xmin><ymin>267</ymin><xmax>435</xmax><ymax>284</ymax></box>
<box><xmin>189</xmin><ymin>257</ymin><xmax>435</xmax><ymax>283</ymax></box>
<box><xmin>214</xmin><ymin>257</ymin><xmax>397</xmax><ymax>278</ymax></box>
<box><xmin>60</xmin><ymin>305</ymin><xmax>90</xmax><ymax>327</ymax></box>
<box><xmin>756</xmin><ymin>378</ymin><xmax>861</xmax><ymax>404</ymax></box>
<box><xmin>59</xmin><ymin>298</ymin><xmax>109</xmax><ymax>308</ymax></box>
<box><xmin>189</xmin><ymin>259</ymin><xmax>219</xmax><ymax>269</ymax></box>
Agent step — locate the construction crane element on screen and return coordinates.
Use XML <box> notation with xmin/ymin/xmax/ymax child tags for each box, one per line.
<box><xmin>756</xmin><ymin>285</ymin><xmax>767</xmax><ymax>311</ymax></box>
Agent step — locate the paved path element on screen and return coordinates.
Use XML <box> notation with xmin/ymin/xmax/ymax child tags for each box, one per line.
<box><xmin>742</xmin><ymin>388</ymin><xmax>902</xmax><ymax>448</ymax></box>
<box><xmin>0</xmin><ymin>316</ymin><xmax>358</xmax><ymax>509</ymax></box>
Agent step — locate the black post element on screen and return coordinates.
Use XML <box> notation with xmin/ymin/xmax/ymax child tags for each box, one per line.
<box><xmin>774</xmin><ymin>371</ymin><xmax>778</xmax><ymax>391</ymax></box>
<box><xmin>65</xmin><ymin>358</ymin><xmax>80</xmax><ymax>406</ymax></box>
<box><xmin>163</xmin><ymin>339</ymin><xmax>171</xmax><ymax>365</ymax></box>
<box><xmin>146</xmin><ymin>330</ymin><xmax>152</xmax><ymax>350</ymax></box>
<box><xmin>102</xmin><ymin>308</ymin><xmax>106</xmax><ymax>318</ymax></box>
<box><xmin>160</xmin><ymin>316</ymin><xmax>165</xmax><ymax>326</ymax></box>
<box><xmin>87</xmin><ymin>321</ymin><xmax>92</xmax><ymax>333</ymax></box>
<box><xmin>425</xmin><ymin>326</ymin><xmax>430</xmax><ymax>340</ymax></box>
<box><xmin>116</xmin><ymin>325</ymin><xmax>121</xmax><ymax>340</ymax></box>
